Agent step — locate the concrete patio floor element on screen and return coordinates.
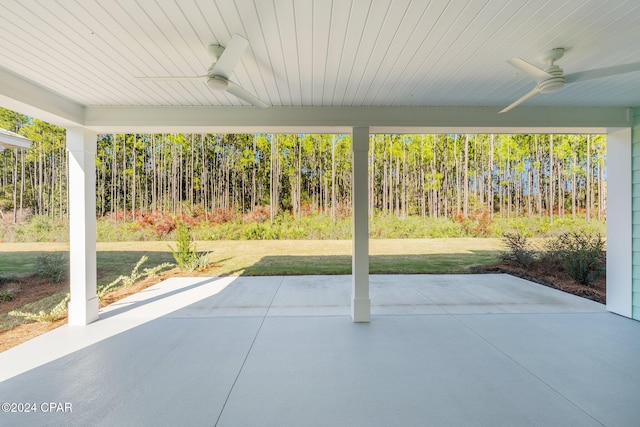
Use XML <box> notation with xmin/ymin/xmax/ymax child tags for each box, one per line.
<box><xmin>0</xmin><ymin>273</ymin><xmax>639</xmax><ymax>426</ymax></box>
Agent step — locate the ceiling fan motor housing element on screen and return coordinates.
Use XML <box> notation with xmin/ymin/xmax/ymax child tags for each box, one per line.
<box><xmin>538</xmin><ymin>65</ymin><xmax>565</xmax><ymax>93</ymax></box>
<box><xmin>207</xmin><ymin>75</ymin><xmax>229</xmax><ymax>91</ymax></box>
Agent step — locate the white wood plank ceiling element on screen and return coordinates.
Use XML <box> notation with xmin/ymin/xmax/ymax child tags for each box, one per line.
<box><xmin>0</xmin><ymin>0</ymin><xmax>640</xmax><ymax>110</ymax></box>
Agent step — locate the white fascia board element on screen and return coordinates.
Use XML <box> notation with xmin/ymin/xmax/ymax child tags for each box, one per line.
<box><xmin>0</xmin><ymin>68</ymin><xmax>84</xmax><ymax>127</ymax></box>
<box><xmin>84</xmin><ymin>105</ymin><xmax>631</xmax><ymax>134</ymax></box>
<box><xmin>0</xmin><ymin>128</ymin><xmax>31</xmax><ymax>149</ymax></box>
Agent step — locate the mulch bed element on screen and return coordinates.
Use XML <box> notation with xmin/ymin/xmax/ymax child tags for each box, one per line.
<box><xmin>472</xmin><ymin>261</ymin><xmax>606</xmax><ymax>304</ymax></box>
<box><xmin>0</xmin><ymin>268</ymin><xmax>180</xmax><ymax>353</ymax></box>
<box><xmin>0</xmin><ymin>277</ymin><xmax>68</xmax><ymax>313</ymax></box>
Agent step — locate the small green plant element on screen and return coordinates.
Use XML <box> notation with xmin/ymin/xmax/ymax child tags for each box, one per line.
<box><xmin>546</xmin><ymin>230</ymin><xmax>605</xmax><ymax>286</ymax></box>
<box><xmin>97</xmin><ymin>256</ymin><xmax>173</xmax><ymax>299</ymax></box>
<box><xmin>0</xmin><ymin>290</ymin><xmax>15</xmax><ymax>301</ymax></box>
<box><xmin>187</xmin><ymin>251</ymin><xmax>214</xmax><ymax>272</ymax></box>
<box><xmin>168</xmin><ymin>224</ymin><xmax>213</xmax><ymax>271</ymax></box>
<box><xmin>0</xmin><ymin>275</ymin><xmax>18</xmax><ymax>285</ymax></box>
<box><xmin>9</xmin><ymin>293</ymin><xmax>70</xmax><ymax>322</ymax></box>
<box><xmin>35</xmin><ymin>253</ymin><xmax>66</xmax><ymax>283</ymax></box>
<box><xmin>170</xmin><ymin>223</ymin><xmax>198</xmax><ymax>268</ymax></box>
<box><xmin>501</xmin><ymin>231</ymin><xmax>536</xmax><ymax>268</ymax></box>
<box><xmin>243</xmin><ymin>223</ymin><xmax>280</xmax><ymax>240</ymax></box>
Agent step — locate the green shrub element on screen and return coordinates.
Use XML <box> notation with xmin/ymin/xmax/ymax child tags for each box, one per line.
<box><xmin>1</xmin><ymin>208</ymin><xmax>609</xmax><ymax>243</ymax></box>
<box><xmin>188</xmin><ymin>251</ymin><xmax>214</xmax><ymax>272</ymax></box>
<box><xmin>167</xmin><ymin>223</ymin><xmax>214</xmax><ymax>271</ymax></box>
<box><xmin>546</xmin><ymin>231</ymin><xmax>605</xmax><ymax>286</ymax></box>
<box><xmin>243</xmin><ymin>223</ymin><xmax>280</xmax><ymax>240</ymax></box>
<box><xmin>0</xmin><ymin>291</ymin><xmax>14</xmax><ymax>302</ymax></box>
<box><xmin>96</xmin><ymin>220</ymin><xmax>159</xmax><ymax>241</ymax></box>
<box><xmin>170</xmin><ymin>223</ymin><xmax>198</xmax><ymax>268</ymax></box>
<box><xmin>35</xmin><ymin>253</ymin><xmax>66</xmax><ymax>283</ymax></box>
<box><xmin>13</xmin><ymin>215</ymin><xmax>69</xmax><ymax>242</ymax></box>
<box><xmin>0</xmin><ymin>275</ymin><xmax>17</xmax><ymax>285</ymax></box>
<box><xmin>501</xmin><ymin>231</ymin><xmax>536</xmax><ymax>268</ymax></box>
<box><xmin>286</xmin><ymin>226</ymin><xmax>307</xmax><ymax>239</ymax></box>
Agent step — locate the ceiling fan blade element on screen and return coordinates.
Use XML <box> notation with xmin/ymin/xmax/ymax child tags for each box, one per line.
<box><xmin>507</xmin><ymin>58</ymin><xmax>553</xmax><ymax>81</ymax></box>
<box><xmin>565</xmin><ymin>62</ymin><xmax>640</xmax><ymax>83</ymax></box>
<box><xmin>499</xmin><ymin>87</ymin><xmax>541</xmax><ymax>113</ymax></box>
<box><xmin>137</xmin><ymin>75</ymin><xmax>207</xmax><ymax>81</ymax></box>
<box><xmin>226</xmin><ymin>81</ymin><xmax>268</xmax><ymax>108</ymax></box>
<box><xmin>210</xmin><ymin>34</ymin><xmax>249</xmax><ymax>79</ymax></box>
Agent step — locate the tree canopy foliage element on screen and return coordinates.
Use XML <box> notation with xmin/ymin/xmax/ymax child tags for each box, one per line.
<box><xmin>0</xmin><ymin>107</ymin><xmax>606</xmax><ymax>229</ymax></box>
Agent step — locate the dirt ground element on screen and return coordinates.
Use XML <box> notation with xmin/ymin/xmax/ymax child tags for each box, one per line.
<box><xmin>0</xmin><ymin>264</ymin><xmax>606</xmax><ymax>353</ymax></box>
<box><xmin>0</xmin><ymin>277</ymin><xmax>68</xmax><ymax>314</ymax></box>
<box><xmin>0</xmin><ymin>268</ymin><xmax>183</xmax><ymax>353</ymax></box>
<box><xmin>473</xmin><ymin>261</ymin><xmax>606</xmax><ymax>304</ymax></box>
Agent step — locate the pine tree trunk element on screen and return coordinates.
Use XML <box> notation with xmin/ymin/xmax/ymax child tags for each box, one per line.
<box><xmin>132</xmin><ymin>135</ymin><xmax>137</xmax><ymax>221</ymax></box>
<box><xmin>572</xmin><ymin>140</ymin><xmax>576</xmax><ymax>220</ymax></box>
<box><xmin>298</xmin><ymin>137</ymin><xmax>302</xmax><ymax>220</ymax></box>
<box><xmin>20</xmin><ymin>149</ymin><xmax>25</xmax><ymax>219</ymax></box>
<box><xmin>151</xmin><ymin>135</ymin><xmax>157</xmax><ymax>212</ymax></box>
<box><xmin>455</xmin><ymin>136</ymin><xmax>460</xmax><ymax>216</ymax></box>
<box><xmin>122</xmin><ymin>134</ymin><xmax>128</xmax><ymax>221</ymax></box>
<box><xmin>113</xmin><ymin>135</ymin><xmax>118</xmax><ymax>221</ymax></box>
<box><xmin>421</xmin><ymin>135</ymin><xmax>426</xmax><ymax>219</ymax></box>
<box><xmin>463</xmin><ymin>134</ymin><xmax>469</xmax><ymax>218</ymax></box>
<box><xmin>251</xmin><ymin>134</ymin><xmax>256</xmax><ymax>212</ymax></box>
<box><xmin>586</xmin><ymin>135</ymin><xmax>591</xmax><ymax>223</ymax></box>
<box><xmin>558</xmin><ymin>158</ymin><xmax>564</xmax><ymax>219</ymax></box>
<box><xmin>549</xmin><ymin>134</ymin><xmax>554</xmax><ymax>225</ymax></box>
<box><xmin>368</xmin><ymin>136</ymin><xmax>373</xmax><ymax>219</ymax></box>
<box><xmin>12</xmin><ymin>149</ymin><xmax>17</xmax><ymax>223</ymax></box>
<box><xmin>489</xmin><ymin>134</ymin><xmax>494</xmax><ymax>218</ymax></box>
<box><xmin>527</xmin><ymin>158</ymin><xmax>533</xmax><ymax>216</ymax></box>
<box><xmin>598</xmin><ymin>158</ymin><xmax>604</xmax><ymax>221</ymax></box>
<box><xmin>270</xmin><ymin>134</ymin><xmax>276</xmax><ymax>222</ymax></box>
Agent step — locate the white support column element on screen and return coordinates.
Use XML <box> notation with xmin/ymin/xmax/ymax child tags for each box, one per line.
<box><xmin>351</xmin><ymin>127</ymin><xmax>370</xmax><ymax>322</ymax></box>
<box><xmin>66</xmin><ymin>127</ymin><xmax>99</xmax><ymax>325</ymax></box>
<box><xmin>606</xmin><ymin>127</ymin><xmax>632</xmax><ymax>318</ymax></box>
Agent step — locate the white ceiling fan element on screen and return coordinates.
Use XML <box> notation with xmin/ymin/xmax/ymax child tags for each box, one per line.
<box><xmin>137</xmin><ymin>34</ymin><xmax>268</xmax><ymax>108</ymax></box>
<box><xmin>500</xmin><ymin>47</ymin><xmax>640</xmax><ymax>113</ymax></box>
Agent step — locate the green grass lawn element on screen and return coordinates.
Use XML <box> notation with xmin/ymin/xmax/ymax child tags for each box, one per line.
<box><xmin>0</xmin><ymin>238</ymin><xmax>503</xmax><ymax>334</ymax></box>
<box><xmin>0</xmin><ymin>238</ymin><xmax>504</xmax><ymax>280</ymax></box>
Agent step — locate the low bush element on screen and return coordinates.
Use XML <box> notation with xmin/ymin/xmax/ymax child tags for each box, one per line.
<box><xmin>501</xmin><ymin>231</ymin><xmax>536</xmax><ymax>268</ymax></box>
<box><xmin>0</xmin><ymin>275</ymin><xmax>17</xmax><ymax>285</ymax></box>
<box><xmin>243</xmin><ymin>223</ymin><xmax>280</xmax><ymax>240</ymax></box>
<box><xmin>0</xmin><ymin>291</ymin><xmax>14</xmax><ymax>302</ymax></box>
<box><xmin>170</xmin><ymin>223</ymin><xmax>198</xmax><ymax>268</ymax></box>
<box><xmin>188</xmin><ymin>251</ymin><xmax>214</xmax><ymax>272</ymax></box>
<box><xmin>35</xmin><ymin>253</ymin><xmax>66</xmax><ymax>283</ymax></box>
<box><xmin>12</xmin><ymin>215</ymin><xmax>69</xmax><ymax>242</ymax></box>
<box><xmin>0</xmin><ymin>207</ymin><xmax>608</xmax><ymax>242</ymax></box>
<box><xmin>168</xmin><ymin>223</ymin><xmax>214</xmax><ymax>271</ymax></box>
<box><xmin>546</xmin><ymin>230</ymin><xmax>605</xmax><ymax>286</ymax></box>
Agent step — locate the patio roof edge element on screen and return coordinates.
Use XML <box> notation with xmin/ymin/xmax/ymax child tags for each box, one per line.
<box><xmin>0</xmin><ymin>68</ymin><xmax>84</xmax><ymax>128</ymax></box>
<box><xmin>84</xmin><ymin>105</ymin><xmax>631</xmax><ymax>134</ymax></box>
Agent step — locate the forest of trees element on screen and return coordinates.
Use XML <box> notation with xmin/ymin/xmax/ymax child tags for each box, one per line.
<box><xmin>0</xmin><ymin>107</ymin><xmax>606</xmax><ymax>228</ymax></box>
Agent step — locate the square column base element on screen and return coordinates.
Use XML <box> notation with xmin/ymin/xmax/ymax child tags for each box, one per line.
<box><xmin>68</xmin><ymin>296</ymin><xmax>99</xmax><ymax>326</ymax></box>
<box><xmin>351</xmin><ymin>298</ymin><xmax>371</xmax><ymax>322</ymax></box>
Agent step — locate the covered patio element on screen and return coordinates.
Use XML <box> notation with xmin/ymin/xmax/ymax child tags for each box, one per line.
<box><xmin>1</xmin><ymin>1</ymin><xmax>640</xmax><ymax>425</ymax></box>
<box><xmin>0</xmin><ymin>0</ymin><xmax>638</xmax><ymax>325</ymax></box>
<box><xmin>1</xmin><ymin>273</ymin><xmax>639</xmax><ymax>426</ymax></box>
